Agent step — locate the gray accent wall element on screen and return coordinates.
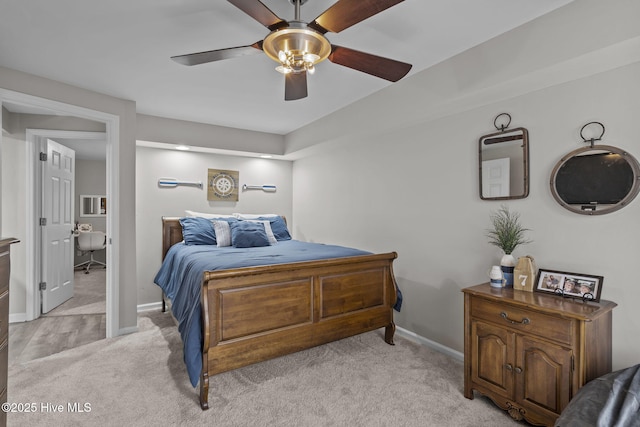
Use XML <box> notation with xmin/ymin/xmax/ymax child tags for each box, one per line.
<box><xmin>287</xmin><ymin>0</ymin><xmax>640</xmax><ymax>370</ymax></box>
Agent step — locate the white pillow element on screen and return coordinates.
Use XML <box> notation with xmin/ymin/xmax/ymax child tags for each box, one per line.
<box><xmin>243</xmin><ymin>220</ymin><xmax>277</xmax><ymax>245</ymax></box>
<box><xmin>212</xmin><ymin>220</ymin><xmax>232</xmax><ymax>247</ymax></box>
<box><xmin>185</xmin><ymin>210</ymin><xmax>235</xmax><ymax>219</ymax></box>
<box><xmin>233</xmin><ymin>213</ymin><xmax>278</xmax><ymax>219</ymax></box>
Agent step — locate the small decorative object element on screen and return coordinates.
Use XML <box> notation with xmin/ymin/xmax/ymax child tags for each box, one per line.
<box><xmin>535</xmin><ymin>268</ymin><xmax>604</xmax><ymax>302</ymax></box>
<box><xmin>242</xmin><ymin>184</ymin><xmax>277</xmax><ymax>192</ymax></box>
<box><xmin>207</xmin><ymin>169</ymin><xmax>239</xmax><ymax>201</ymax></box>
<box><xmin>157</xmin><ymin>178</ymin><xmax>203</xmax><ymax>189</ymax></box>
<box><xmin>478</xmin><ymin>113</ymin><xmax>530</xmax><ymax>200</ymax></box>
<box><xmin>549</xmin><ymin>121</ymin><xmax>640</xmax><ymax>215</ymax></box>
<box><xmin>488</xmin><ymin>265</ymin><xmax>505</xmax><ymax>288</ymax></box>
<box><xmin>513</xmin><ymin>255</ymin><xmax>537</xmax><ymax>292</ymax></box>
<box><xmin>486</xmin><ymin>205</ymin><xmax>532</xmax><ymax>287</ymax></box>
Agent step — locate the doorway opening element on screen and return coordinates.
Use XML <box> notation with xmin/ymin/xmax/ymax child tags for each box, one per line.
<box><xmin>0</xmin><ymin>88</ymin><xmax>120</xmax><ymax>338</ymax></box>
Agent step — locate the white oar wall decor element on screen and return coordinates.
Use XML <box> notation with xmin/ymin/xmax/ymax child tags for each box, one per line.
<box><xmin>158</xmin><ymin>178</ymin><xmax>203</xmax><ymax>189</ymax></box>
<box><xmin>242</xmin><ymin>184</ymin><xmax>277</xmax><ymax>192</ymax></box>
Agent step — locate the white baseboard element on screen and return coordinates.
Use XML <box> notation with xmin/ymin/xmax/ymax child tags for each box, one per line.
<box><xmin>114</xmin><ymin>301</ymin><xmax>165</xmax><ymax>336</ymax></box>
<box><xmin>396</xmin><ymin>326</ymin><xmax>464</xmax><ymax>362</ymax></box>
<box><xmin>9</xmin><ymin>313</ymin><xmax>27</xmax><ymax>323</ymax></box>
<box><xmin>137</xmin><ymin>301</ymin><xmax>163</xmax><ymax>312</ymax></box>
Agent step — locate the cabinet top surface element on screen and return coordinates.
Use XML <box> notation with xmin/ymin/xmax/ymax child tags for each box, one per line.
<box><xmin>463</xmin><ymin>283</ymin><xmax>617</xmax><ymax>320</ymax></box>
<box><xmin>0</xmin><ymin>238</ymin><xmax>19</xmax><ymax>247</ymax></box>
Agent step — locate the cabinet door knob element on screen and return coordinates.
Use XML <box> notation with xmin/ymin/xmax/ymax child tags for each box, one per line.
<box><xmin>514</xmin><ymin>367</ymin><xmax>523</xmax><ymax>374</ymax></box>
<box><xmin>500</xmin><ymin>311</ymin><xmax>530</xmax><ymax>325</ymax></box>
<box><xmin>505</xmin><ymin>364</ymin><xmax>513</xmax><ymax>371</ymax></box>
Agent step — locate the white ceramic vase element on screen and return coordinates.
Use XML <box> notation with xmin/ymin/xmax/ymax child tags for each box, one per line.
<box><xmin>489</xmin><ymin>265</ymin><xmax>505</xmax><ymax>288</ymax></box>
<box><xmin>500</xmin><ymin>253</ymin><xmax>516</xmax><ymax>287</ymax></box>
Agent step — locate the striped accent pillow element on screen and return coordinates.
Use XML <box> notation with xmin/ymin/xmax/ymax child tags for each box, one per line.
<box><xmin>212</xmin><ymin>220</ymin><xmax>232</xmax><ymax>247</ymax></box>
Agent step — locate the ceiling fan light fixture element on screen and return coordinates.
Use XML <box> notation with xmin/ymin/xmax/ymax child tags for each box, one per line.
<box><xmin>263</xmin><ymin>22</ymin><xmax>331</xmax><ymax>76</ymax></box>
<box><xmin>171</xmin><ymin>0</ymin><xmax>412</xmax><ymax>100</ymax></box>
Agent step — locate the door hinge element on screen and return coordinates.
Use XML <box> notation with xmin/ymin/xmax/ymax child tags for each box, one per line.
<box><xmin>39</xmin><ymin>152</ymin><xmax>48</xmax><ymax>161</ymax></box>
<box><xmin>39</xmin><ymin>282</ymin><xmax>47</xmax><ymax>291</ymax></box>
<box><xmin>40</xmin><ymin>218</ymin><xmax>47</xmax><ymax>226</ymax></box>
<box><xmin>571</xmin><ymin>355</ymin><xmax>575</xmax><ymax>371</ymax></box>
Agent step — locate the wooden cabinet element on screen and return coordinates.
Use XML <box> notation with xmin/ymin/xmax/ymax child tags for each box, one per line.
<box><xmin>463</xmin><ymin>283</ymin><xmax>616</xmax><ymax>426</ymax></box>
<box><xmin>0</xmin><ymin>238</ymin><xmax>18</xmax><ymax>427</ymax></box>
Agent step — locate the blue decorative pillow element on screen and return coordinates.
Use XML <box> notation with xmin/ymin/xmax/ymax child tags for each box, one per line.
<box><xmin>256</xmin><ymin>216</ymin><xmax>291</xmax><ymax>241</ymax></box>
<box><xmin>242</xmin><ymin>220</ymin><xmax>277</xmax><ymax>245</ymax></box>
<box><xmin>230</xmin><ymin>221</ymin><xmax>271</xmax><ymax>248</ymax></box>
<box><xmin>179</xmin><ymin>217</ymin><xmax>216</xmax><ymax>245</ymax></box>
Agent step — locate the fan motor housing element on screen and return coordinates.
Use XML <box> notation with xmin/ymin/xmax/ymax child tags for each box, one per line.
<box><xmin>262</xmin><ymin>22</ymin><xmax>331</xmax><ymax>68</ymax></box>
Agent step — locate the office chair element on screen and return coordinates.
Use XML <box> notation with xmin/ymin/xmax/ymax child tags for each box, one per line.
<box><xmin>74</xmin><ymin>229</ymin><xmax>106</xmax><ymax>274</ymax></box>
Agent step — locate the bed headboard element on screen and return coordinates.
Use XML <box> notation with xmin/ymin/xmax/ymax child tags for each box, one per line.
<box><xmin>161</xmin><ymin>216</ymin><xmax>288</xmax><ymax>260</ymax></box>
<box><xmin>161</xmin><ymin>217</ymin><xmax>183</xmax><ymax>260</ymax></box>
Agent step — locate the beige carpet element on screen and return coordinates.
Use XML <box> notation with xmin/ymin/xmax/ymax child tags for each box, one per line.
<box><xmin>8</xmin><ymin>311</ymin><xmax>521</xmax><ymax>426</ymax></box>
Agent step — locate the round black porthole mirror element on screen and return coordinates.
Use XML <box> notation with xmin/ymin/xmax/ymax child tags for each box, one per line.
<box><xmin>550</xmin><ymin>144</ymin><xmax>640</xmax><ymax>215</ymax></box>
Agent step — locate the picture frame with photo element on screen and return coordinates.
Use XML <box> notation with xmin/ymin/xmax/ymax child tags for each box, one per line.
<box><xmin>535</xmin><ymin>269</ymin><xmax>604</xmax><ymax>302</ymax></box>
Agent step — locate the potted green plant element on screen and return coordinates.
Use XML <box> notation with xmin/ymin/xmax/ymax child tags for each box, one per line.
<box><xmin>486</xmin><ymin>205</ymin><xmax>532</xmax><ymax>286</ymax></box>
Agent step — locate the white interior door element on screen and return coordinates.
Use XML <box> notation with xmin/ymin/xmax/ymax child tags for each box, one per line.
<box><xmin>41</xmin><ymin>139</ymin><xmax>75</xmax><ymax>313</ymax></box>
<box><xmin>482</xmin><ymin>158</ymin><xmax>510</xmax><ymax>198</ymax></box>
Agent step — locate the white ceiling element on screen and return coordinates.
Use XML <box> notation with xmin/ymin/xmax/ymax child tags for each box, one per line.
<box><xmin>0</xmin><ymin>0</ymin><xmax>574</xmax><ymax>135</ymax></box>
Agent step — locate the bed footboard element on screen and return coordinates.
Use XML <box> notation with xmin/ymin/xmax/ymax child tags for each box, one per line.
<box><xmin>198</xmin><ymin>252</ymin><xmax>398</xmax><ymax>409</ymax></box>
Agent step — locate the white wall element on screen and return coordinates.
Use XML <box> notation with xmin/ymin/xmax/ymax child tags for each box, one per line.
<box><xmin>288</xmin><ymin>0</ymin><xmax>640</xmax><ymax>370</ymax></box>
<box><xmin>135</xmin><ymin>146</ymin><xmax>293</xmax><ymax>306</ymax></box>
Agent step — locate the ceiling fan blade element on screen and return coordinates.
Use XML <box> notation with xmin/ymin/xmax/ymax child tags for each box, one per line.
<box><xmin>228</xmin><ymin>0</ymin><xmax>287</xmax><ymax>30</ymax></box>
<box><xmin>328</xmin><ymin>45</ymin><xmax>411</xmax><ymax>82</ymax></box>
<box><xmin>309</xmin><ymin>0</ymin><xmax>404</xmax><ymax>34</ymax></box>
<box><xmin>171</xmin><ymin>41</ymin><xmax>263</xmax><ymax>66</ymax></box>
<box><xmin>284</xmin><ymin>72</ymin><xmax>308</xmax><ymax>101</ymax></box>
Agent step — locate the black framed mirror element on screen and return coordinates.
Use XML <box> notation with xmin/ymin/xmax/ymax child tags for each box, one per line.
<box><xmin>550</xmin><ymin>144</ymin><xmax>640</xmax><ymax>215</ymax></box>
<box><xmin>479</xmin><ymin>126</ymin><xmax>530</xmax><ymax>200</ymax></box>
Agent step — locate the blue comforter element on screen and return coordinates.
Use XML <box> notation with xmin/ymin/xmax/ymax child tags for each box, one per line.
<box><xmin>153</xmin><ymin>240</ymin><xmax>375</xmax><ymax>387</ymax></box>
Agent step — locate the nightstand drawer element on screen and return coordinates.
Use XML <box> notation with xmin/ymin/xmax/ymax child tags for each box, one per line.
<box><xmin>471</xmin><ymin>298</ymin><xmax>573</xmax><ymax>344</ymax></box>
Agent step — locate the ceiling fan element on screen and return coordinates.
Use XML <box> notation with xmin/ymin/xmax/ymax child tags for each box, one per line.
<box><xmin>171</xmin><ymin>0</ymin><xmax>412</xmax><ymax>101</ymax></box>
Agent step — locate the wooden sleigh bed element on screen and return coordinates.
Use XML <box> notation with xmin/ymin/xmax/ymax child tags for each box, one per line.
<box><xmin>160</xmin><ymin>217</ymin><xmax>399</xmax><ymax>409</ymax></box>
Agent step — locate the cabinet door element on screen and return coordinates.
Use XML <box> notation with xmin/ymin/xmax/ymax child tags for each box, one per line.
<box><xmin>471</xmin><ymin>321</ymin><xmax>515</xmax><ymax>397</ymax></box>
<box><xmin>515</xmin><ymin>335</ymin><xmax>572</xmax><ymax>417</ymax></box>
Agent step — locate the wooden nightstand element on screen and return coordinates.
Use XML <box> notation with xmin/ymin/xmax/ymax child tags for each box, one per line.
<box><xmin>463</xmin><ymin>283</ymin><xmax>617</xmax><ymax>426</ymax></box>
